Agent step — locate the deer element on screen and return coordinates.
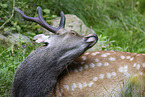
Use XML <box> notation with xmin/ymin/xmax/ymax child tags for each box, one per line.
<box><xmin>13</xmin><ymin>7</ymin><xmax>144</xmax><ymax>97</ymax></box>
<box><xmin>32</xmin><ymin>18</ymin><xmax>145</xmax><ymax>97</ymax></box>
<box><xmin>11</xmin><ymin>7</ymin><xmax>98</xmax><ymax>97</ymax></box>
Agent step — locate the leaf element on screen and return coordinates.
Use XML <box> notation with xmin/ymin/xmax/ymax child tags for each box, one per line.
<box><xmin>1</xmin><ymin>4</ymin><xmax>8</xmax><ymax>8</ymax></box>
<box><xmin>43</xmin><ymin>9</ymin><xmax>50</xmax><ymax>14</ymax></box>
<box><xmin>4</xmin><ymin>28</ymin><xmax>10</xmax><ymax>31</ymax></box>
<box><xmin>16</xmin><ymin>25</ymin><xmax>21</xmax><ymax>30</ymax></box>
<box><xmin>10</xmin><ymin>27</ymin><xmax>16</xmax><ymax>30</ymax></box>
<box><xmin>52</xmin><ymin>15</ymin><xmax>57</xmax><ymax>18</ymax></box>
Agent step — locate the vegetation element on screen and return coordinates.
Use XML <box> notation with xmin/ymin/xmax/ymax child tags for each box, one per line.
<box><xmin>0</xmin><ymin>0</ymin><xmax>145</xmax><ymax>96</ymax></box>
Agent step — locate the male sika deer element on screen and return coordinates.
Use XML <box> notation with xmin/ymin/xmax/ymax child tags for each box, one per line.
<box><xmin>13</xmin><ymin>6</ymin><xmax>145</xmax><ymax>97</ymax></box>
<box><xmin>32</xmin><ymin>16</ymin><xmax>145</xmax><ymax>96</ymax></box>
<box><xmin>11</xmin><ymin>7</ymin><xmax>98</xmax><ymax>97</ymax></box>
<box><xmin>32</xmin><ymin>18</ymin><xmax>145</xmax><ymax>97</ymax></box>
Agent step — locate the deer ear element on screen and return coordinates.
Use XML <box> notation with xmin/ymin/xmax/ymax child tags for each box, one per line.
<box><xmin>33</xmin><ymin>34</ymin><xmax>50</xmax><ymax>43</ymax></box>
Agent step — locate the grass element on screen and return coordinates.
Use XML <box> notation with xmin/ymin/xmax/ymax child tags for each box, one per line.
<box><xmin>0</xmin><ymin>41</ymin><xmax>35</xmax><ymax>96</ymax></box>
<box><xmin>0</xmin><ymin>0</ymin><xmax>145</xmax><ymax>96</ymax></box>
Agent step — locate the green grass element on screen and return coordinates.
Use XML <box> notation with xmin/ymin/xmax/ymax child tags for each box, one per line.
<box><xmin>0</xmin><ymin>0</ymin><xmax>145</xmax><ymax>96</ymax></box>
<box><xmin>0</xmin><ymin>41</ymin><xmax>36</xmax><ymax>96</ymax></box>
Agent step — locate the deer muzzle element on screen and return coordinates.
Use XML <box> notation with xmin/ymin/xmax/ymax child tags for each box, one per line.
<box><xmin>84</xmin><ymin>33</ymin><xmax>98</xmax><ymax>48</ymax></box>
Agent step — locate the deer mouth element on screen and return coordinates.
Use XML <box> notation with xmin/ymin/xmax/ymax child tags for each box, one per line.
<box><xmin>84</xmin><ymin>33</ymin><xmax>98</xmax><ymax>48</ymax></box>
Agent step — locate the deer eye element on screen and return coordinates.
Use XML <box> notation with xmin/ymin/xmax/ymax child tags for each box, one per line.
<box><xmin>71</xmin><ymin>32</ymin><xmax>77</xmax><ymax>36</ymax></box>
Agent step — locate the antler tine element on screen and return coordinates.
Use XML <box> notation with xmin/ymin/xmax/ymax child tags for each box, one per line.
<box><xmin>14</xmin><ymin>7</ymin><xmax>66</xmax><ymax>34</ymax></box>
<box><xmin>56</xmin><ymin>11</ymin><xmax>66</xmax><ymax>30</ymax></box>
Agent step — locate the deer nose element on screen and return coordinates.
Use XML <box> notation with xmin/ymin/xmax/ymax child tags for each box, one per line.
<box><xmin>84</xmin><ymin>33</ymin><xmax>98</xmax><ymax>48</ymax></box>
<box><xmin>84</xmin><ymin>33</ymin><xmax>98</xmax><ymax>42</ymax></box>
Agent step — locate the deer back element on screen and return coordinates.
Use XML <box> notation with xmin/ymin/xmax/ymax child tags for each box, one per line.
<box><xmin>56</xmin><ymin>51</ymin><xmax>145</xmax><ymax>97</ymax></box>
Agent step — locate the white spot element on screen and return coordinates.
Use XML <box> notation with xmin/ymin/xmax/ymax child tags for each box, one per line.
<box><xmin>126</xmin><ymin>56</ymin><xmax>131</xmax><ymax>59</ymax></box>
<box><xmin>111</xmin><ymin>72</ymin><xmax>117</xmax><ymax>76</ymax></box>
<box><xmin>63</xmin><ymin>85</ymin><xmax>69</xmax><ymax>90</ymax></box>
<box><xmin>81</xmin><ymin>56</ymin><xmax>87</xmax><ymax>60</ymax></box>
<box><xmin>90</xmin><ymin>63</ymin><xmax>95</xmax><ymax>68</ymax></box>
<box><xmin>96</xmin><ymin>62</ymin><xmax>102</xmax><ymax>67</ymax></box>
<box><xmin>118</xmin><ymin>66</ymin><xmax>128</xmax><ymax>73</ymax></box>
<box><xmin>104</xmin><ymin>62</ymin><xmax>109</xmax><ymax>66</ymax></box>
<box><xmin>74</xmin><ymin>69</ymin><xmax>78</xmax><ymax>73</ymax></box>
<box><xmin>120</xmin><ymin>55</ymin><xmax>125</xmax><ymax>59</ymax></box>
<box><xmin>88</xmin><ymin>82</ymin><xmax>94</xmax><ymax>87</ymax></box>
<box><xmin>129</xmin><ymin>58</ymin><xmax>134</xmax><ymax>61</ymax></box>
<box><xmin>78</xmin><ymin>83</ymin><xmax>83</xmax><ymax>89</ymax></box>
<box><xmin>106</xmin><ymin>73</ymin><xmax>112</xmax><ymax>78</ymax></box>
<box><xmin>72</xmin><ymin>83</ymin><xmax>77</xmax><ymax>88</ymax></box>
<box><xmin>84</xmin><ymin>52</ymin><xmax>89</xmax><ymax>55</ymax></box>
<box><xmin>109</xmin><ymin>57</ymin><xmax>116</xmax><ymax>61</ymax></box>
<box><xmin>92</xmin><ymin>52</ymin><xmax>100</xmax><ymax>55</ymax></box>
<box><xmin>133</xmin><ymin>63</ymin><xmax>137</xmax><ymax>67</ymax></box>
<box><xmin>124</xmin><ymin>65</ymin><xmax>128</xmax><ymax>72</ymax></box>
<box><xmin>118</xmin><ymin>67</ymin><xmax>124</xmax><ymax>73</ymax></box>
<box><xmin>93</xmin><ymin>77</ymin><xmax>98</xmax><ymax>81</ymax></box>
<box><xmin>142</xmin><ymin>63</ymin><xmax>145</xmax><ymax>68</ymax></box>
<box><xmin>106</xmin><ymin>53</ymin><xmax>111</xmax><ymax>55</ymax></box>
<box><xmin>136</xmin><ymin>64</ymin><xmax>140</xmax><ymax>70</ymax></box>
<box><xmin>99</xmin><ymin>74</ymin><xmax>104</xmax><ymax>79</ymax></box>
<box><xmin>95</xmin><ymin>59</ymin><xmax>99</xmax><ymax>62</ymax></box>
<box><xmin>83</xmin><ymin>82</ymin><xmax>87</xmax><ymax>87</ymax></box>
<box><xmin>124</xmin><ymin>65</ymin><xmax>128</xmax><ymax>69</ymax></box>
<box><xmin>84</xmin><ymin>65</ymin><xmax>89</xmax><ymax>69</ymax></box>
<box><xmin>81</xmin><ymin>62</ymin><xmax>85</xmax><ymax>64</ymax></box>
<box><xmin>71</xmin><ymin>83</ymin><xmax>77</xmax><ymax>91</ymax></box>
<box><xmin>101</xmin><ymin>54</ymin><xmax>107</xmax><ymax>57</ymax></box>
<box><xmin>139</xmin><ymin>72</ymin><xmax>143</xmax><ymax>75</ymax></box>
<box><xmin>79</xmin><ymin>67</ymin><xmax>83</xmax><ymax>71</ymax></box>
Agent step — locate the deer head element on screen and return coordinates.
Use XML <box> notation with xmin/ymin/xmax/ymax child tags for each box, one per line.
<box><xmin>11</xmin><ymin>7</ymin><xmax>98</xmax><ymax>97</ymax></box>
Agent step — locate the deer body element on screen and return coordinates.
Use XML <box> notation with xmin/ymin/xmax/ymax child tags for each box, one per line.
<box><xmin>57</xmin><ymin>51</ymin><xmax>145</xmax><ymax>97</ymax></box>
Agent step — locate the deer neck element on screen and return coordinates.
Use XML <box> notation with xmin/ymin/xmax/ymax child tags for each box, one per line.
<box><xmin>14</xmin><ymin>46</ymin><xmax>79</xmax><ymax>97</ymax></box>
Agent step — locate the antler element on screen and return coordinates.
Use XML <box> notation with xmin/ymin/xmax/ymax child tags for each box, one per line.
<box><xmin>14</xmin><ymin>6</ymin><xmax>65</xmax><ymax>34</ymax></box>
